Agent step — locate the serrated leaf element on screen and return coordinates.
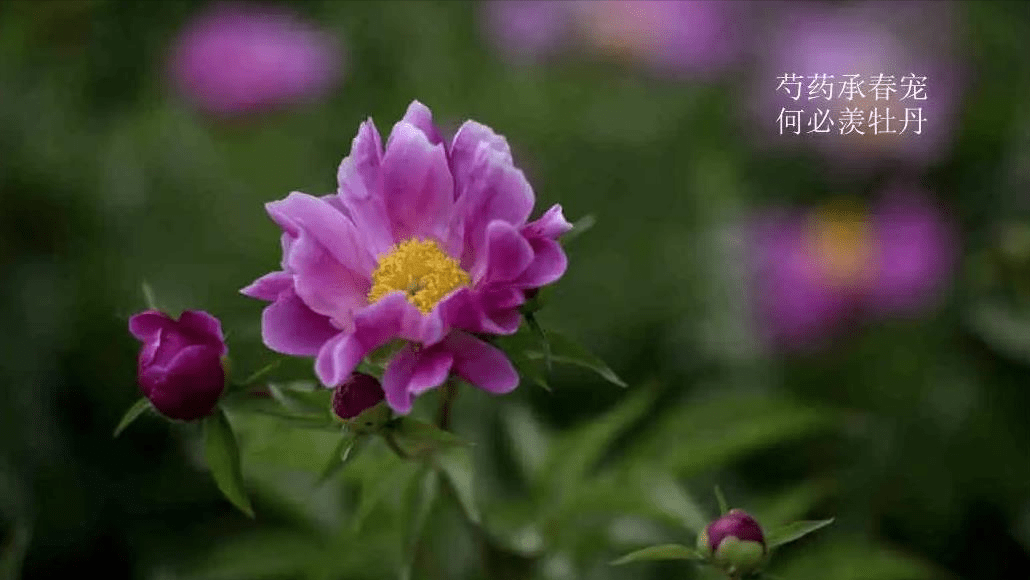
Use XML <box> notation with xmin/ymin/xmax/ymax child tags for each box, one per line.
<box><xmin>204</xmin><ymin>407</ymin><xmax>254</xmax><ymax>517</ymax></box>
<box><xmin>525</xmin><ymin>330</ymin><xmax>626</xmax><ymax>388</ymax></box>
<box><xmin>389</xmin><ymin>418</ymin><xmax>470</xmax><ymax>459</ymax></box>
<box><xmin>767</xmin><ymin>519</ymin><xmax>835</xmax><ymax>549</ymax></box>
<box><xmin>436</xmin><ymin>447</ymin><xmax>481</xmax><ymax>524</ymax></box>
<box><xmin>113</xmin><ymin>397</ymin><xmax>151</xmax><ymax>437</ymax></box>
<box><xmin>611</xmin><ymin>544</ymin><xmax>702</xmax><ymax>565</ymax></box>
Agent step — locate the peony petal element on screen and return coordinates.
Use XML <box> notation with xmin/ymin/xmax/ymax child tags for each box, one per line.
<box><xmin>178</xmin><ymin>310</ymin><xmax>227</xmax><ymax>352</ymax></box>
<box><xmin>262</xmin><ymin>288</ymin><xmax>340</xmax><ymax>356</ymax></box>
<box><xmin>314</xmin><ymin>293</ymin><xmax>446</xmax><ymax>387</ymax></box>
<box><xmin>475</xmin><ymin>220</ymin><xmax>535</xmax><ymax>285</ymax></box>
<box><xmin>450</xmin><ymin>121</ymin><xmax>513</xmax><ymax>197</ymax></box>
<box><xmin>394</xmin><ymin>100</ymin><xmax>445</xmax><ymax>148</ymax></box>
<box><xmin>381</xmin><ymin>121</ymin><xmax>455</xmax><ymax>244</ymax></box>
<box><xmin>382</xmin><ymin>345</ymin><xmax>454</xmax><ymax>414</ymax></box>
<box><xmin>129</xmin><ymin>310</ymin><xmax>174</xmax><ymax>342</ymax></box>
<box><xmin>287</xmin><ymin>231</ymin><xmax>369</xmax><ymax>328</ymax></box>
<box><xmin>266</xmin><ymin>191</ymin><xmax>376</xmax><ymax>275</ymax></box>
<box><xmin>513</xmin><ymin>237</ymin><xmax>567</xmax><ymax>288</ymax></box>
<box><xmin>439</xmin><ymin>287</ymin><xmax>516</xmax><ymax>335</ymax></box>
<box><xmin>522</xmin><ymin>204</ymin><xmax>573</xmax><ymax>239</ymax></box>
<box><xmin>443</xmin><ymin>332</ymin><xmax>519</xmax><ymax>394</ymax></box>
<box><xmin>240</xmin><ymin>271</ymin><xmax>293</xmax><ymax>301</ymax></box>
<box><xmin>140</xmin><ymin>344</ymin><xmax>224</xmax><ymax>421</ymax></box>
<box><xmin>452</xmin><ymin>141</ymin><xmax>535</xmax><ymax>271</ymax></box>
<box><xmin>337</xmin><ymin>119</ymin><xmax>394</xmax><ymax>257</ymax></box>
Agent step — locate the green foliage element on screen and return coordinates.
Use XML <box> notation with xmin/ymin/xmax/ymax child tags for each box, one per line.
<box><xmin>203</xmin><ymin>407</ymin><xmax>255</xmax><ymax>518</ymax></box>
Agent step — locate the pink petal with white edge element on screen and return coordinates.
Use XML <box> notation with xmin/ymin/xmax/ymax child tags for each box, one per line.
<box><xmin>381</xmin><ymin>121</ymin><xmax>455</xmax><ymax>247</ymax></box>
<box><xmin>382</xmin><ymin>345</ymin><xmax>454</xmax><ymax>414</ymax></box>
<box><xmin>262</xmin><ymin>288</ymin><xmax>339</xmax><ymax>356</ymax></box>
<box><xmin>443</xmin><ymin>332</ymin><xmax>519</xmax><ymax>394</ymax></box>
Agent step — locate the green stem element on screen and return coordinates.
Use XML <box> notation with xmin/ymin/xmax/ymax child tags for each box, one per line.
<box><xmin>382</xmin><ymin>429</ymin><xmax>411</xmax><ymax>460</ymax></box>
<box><xmin>435</xmin><ymin>377</ymin><xmax>458</xmax><ymax>431</ymax></box>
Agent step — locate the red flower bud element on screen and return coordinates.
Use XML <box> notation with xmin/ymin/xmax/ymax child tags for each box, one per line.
<box><xmin>332</xmin><ymin>372</ymin><xmax>385</xmax><ymax>420</ymax></box>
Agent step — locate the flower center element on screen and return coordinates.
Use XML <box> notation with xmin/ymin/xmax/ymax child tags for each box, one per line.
<box><xmin>807</xmin><ymin>202</ymin><xmax>874</xmax><ymax>289</ymax></box>
<box><xmin>367</xmin><ymin>239</ymin><xmax>470</xmax><ymax>313</ymax></box>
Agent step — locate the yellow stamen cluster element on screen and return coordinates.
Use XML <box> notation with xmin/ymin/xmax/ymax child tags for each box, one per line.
<box><xmin>808</xmin><ymin>202</ymin><xmax>874</xmax><ymax>289</ymax></box>
<box><xmin>367</xmin><ymin>239</ymin><xmax>470</xmax><ymax>313</ymax></box>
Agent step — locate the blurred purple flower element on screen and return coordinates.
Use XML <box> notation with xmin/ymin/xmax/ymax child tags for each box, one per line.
<box><xmin>573</xmin><ymin>0</ymin><xmax>743</xmax><ymax>76</ymax></box>
<box><xmin>751</xmin><ymin>188</ymin><xmax>957</xmax><ymax>348</ymax></box>
<box><xmin>751</xmin><ymin>1</ymin><xmax>965</xmax><ymax>170</ymax></box>
<box><xmin>128</xmin><ymin>310</ymin><xmax>227</xmax><ymax>421</ymax></box>
<box><xmin>482</xmin><ymin>0</ymin><xmax>574</xmax><ymax>63</ymax></box>
<box><xmin>242</xmin><ymin>101</ymin><xmax>572</xmax><ymax>414</ymax></box>
<box><xmin>482</xmin><ymin>0</ymin><xmax>743</xmax><ymax>76</ymax></box>
<box><xmin>169</xmin><ymin>2</ymin><xmax>342</xmax><ymax>116</ymax></box>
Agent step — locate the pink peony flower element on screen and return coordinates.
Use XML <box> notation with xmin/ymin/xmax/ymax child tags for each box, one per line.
<box><xmin>750</xmin><ymin>1</ymin><xmax>965</xmax><ymax>171</ymax></box>
<box><xmin>482</xmin><ymin>0</ymin><xmax>743</xmax><ymax>76</ymax></box>
<box><xmin>168</xmin><ymin>2</ymin><xmax>342</xmax><ymax>116</ymax></box>
<box><xmin>750</xmin><ymin>189</ymin><xmax>957</xmax><ymax>348</ymax></box>
<box><xmin>242</xmin><ymin>101</ymin><xmax>572</xmax><ymax>413</ymax></box>
<box><xmin>128</xmin><ymin>310</ymin><xmax>228</xmax><ymax>420</ymax></box>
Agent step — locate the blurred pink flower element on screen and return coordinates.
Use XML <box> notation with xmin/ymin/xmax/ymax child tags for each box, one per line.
<box><xmin>751</xmin><ymin>188</ymin><xmax>957</xmax><ymax>349</ymax></box>
<box><xmin>749</xmin><ymin>1</ymin><xmax>966</xmax><ymax>171</ymax></box>
<box><xmin>169</xmin><ymin>2</ymin><xmax>342</xmax><ymax>116</ymax></box>
<box><xmin>482</xmin><ymin>0</ymin><xmax>744</xmax><ymax>76</ymax></box>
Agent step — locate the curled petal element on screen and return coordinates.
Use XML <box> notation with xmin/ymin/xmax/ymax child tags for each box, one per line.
<box><xmin>129</xmin><ymin>310</ymin><xmax>175</xmax><ymax>342</ymax></box>
<box><xmin>514</xmin><ymin>237</ymin><xmax>567</xmax><ymax>288</ymax></box>
<box><xmin>240</xmin><ymin>271</ymin><xmax>293</xmax><ymax>301</ymax></box>
<box><xmin>395</xmin><ymin>100</ymin><xmax>445</xmax><ymax>148</ymax></box>
<box><xmin>382</xmin><ymin>345</ymin><xmax>454</xmax><ymax>414</ymax></box>
<box><xmin>262</xmin><ymin>288</ymin><xmax>340</xmax><ymax>356</ymax></box>
<box><xmin>266</xmin><ymin>191</ymin><xmax>376</xmax><ymax>275</ymax></box>
<box><xmin>522</xmin><ymin>204</ymin><xmax>573</xmax><ymax>239</ymax></box>
<box><xmin>443</xmin><ymin>332</ymin><xmax>519</xmax><ymax>394</ymax></box>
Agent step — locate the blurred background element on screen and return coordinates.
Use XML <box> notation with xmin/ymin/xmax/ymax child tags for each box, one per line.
<box><xmin>2</xmin><ymin>1</ymin><xmax>1030</xmax><ymax>578</ymax></box>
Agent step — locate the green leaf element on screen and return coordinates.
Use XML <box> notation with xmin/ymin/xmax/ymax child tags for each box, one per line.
<box><xmin>389</xmin><ymin>418</ymin><xmax>470</xmax><ymax>459</ymax></box>
<box><xmin>141</xmin><ymin>280</ymin><xmax>159</xmax><ymax>310</ymax></box>
<box><xmin>400</xmin><ymin>467</ymin><xmax>439</xmax><ymax>580</ymax></box>
<box><xmin>714</xmin><ymin>485</ymin><xmax>729</xmax><ymax>515</ymax></box>
<box><xmin>525</xmin><ymin>312</ymin><xmax>552</xmax><ymax>373</ymax></box>
<box><xmin>767</xmin><ymin>519</ymin><xmax>835</xmax><ymax>549</ymax></box>
<box><xmin>237</xmin><ymin>359</ymin><xmax>282</xmax><ymax>387</ymax></box>
<box><xmin>436</xmin><ymin>447</ymin><xmax>481</xmax><ymax>524</ymax></box>
<box><xmin>267</xmin><ymin>382</ymin><xmax>333</xmax><ymax>416</ymax></box>
<box><xmin>563</xmin><ymin>214</ymin><xmax>596</xmax><ymax>244</ymax></box>
<box><xmin>525</xmin><ymin>330</ymin><xmax>626</xmax><ymax>388</ymax></box>
<box><xmin>611</xmin><ymin>544</ymin><xmax>702</xmax><ymax>565</ymax></box>
<box><xmin>316</xmin><ymin>432</ymin><xmax>360</xmax><ymax>486</ymax></box>
<box><xmin>204</xmin><ymin>407</ymin><xmax>255</xmax><ymax>518</ymax></box>
<box><xmin>0</xmin><ymin>522</ymin><xmax>31</xmax><ymax>580</ymax></box>
<box><xmin>113</xmin><ymin>397</ymin><xmax>151</xmax><ymax>437</ymax></box>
